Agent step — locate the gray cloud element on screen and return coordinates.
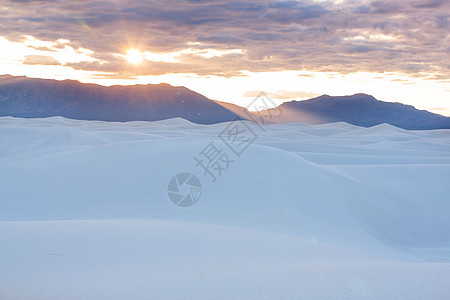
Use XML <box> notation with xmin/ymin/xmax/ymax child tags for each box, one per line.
<box><xmin>0</xmin><ymin>0</ymin><xmax>449</xmax><ymax>79</ymax></box>
<box><xmin>412</xmin><ymin>0</ymin><xmax>448</xmax><ymax>9</ymax></box>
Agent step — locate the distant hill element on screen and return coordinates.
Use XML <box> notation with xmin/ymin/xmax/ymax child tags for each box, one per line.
<box><xmin>255</xmin><ymin>94</ymin><xmax>450</xmax><ymax>130</ymax></box>
<box><xmin>1</xmin><ymin>75</ymin><xmax>449</xmax><ymax>129</ymax></box>
<box><xmin>0</xmin><ymin>75</ymin><xmax>240</xmax><ymax>124</ymax></box>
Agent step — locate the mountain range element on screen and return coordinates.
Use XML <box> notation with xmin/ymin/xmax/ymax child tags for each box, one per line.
<box><xmin>241</xmin><ymin>94</ymin><xmax>450</xmax><ymax>130</ymax></box>
<box><xmin>1</xmin><ymin>75</ymin><xmax>449</xmax><ymax>130</ymax></box>
<box><xmin>0</xmin><ymin>75</ymin><xmax>240</xmax><ymax>124</ymax></box>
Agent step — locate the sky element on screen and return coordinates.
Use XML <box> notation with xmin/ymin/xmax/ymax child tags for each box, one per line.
<box><xmin>0</xmin><ymin>0</ymin><xmax>449</xmax><ymax>115</ymax></box>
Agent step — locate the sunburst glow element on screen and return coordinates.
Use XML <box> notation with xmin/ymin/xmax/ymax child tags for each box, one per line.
<box><xmin>126</xmin><ymin>49</ymin><xmax>142</xmax><ymax>64</ymax></box>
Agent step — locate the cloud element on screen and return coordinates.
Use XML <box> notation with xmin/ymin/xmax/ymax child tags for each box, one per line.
<box><xmin>23</xmin><ymin>55</ymin><xmax>60</xmax><ymax>65</ymax></box>
<box><xmin>0</xmin><ymin>0</ymin><xmax>448</xmax><ymax>79</ymax></box>
<box><xmin>244</xmin><ymin>90</ymin><xmax>320</xmax><ymax>99</ymax></box>
<box><xmin>369</xmin><ymin>1</ymin><xmax>406</xmax><ymax>14</ymax></box>
<box><xmin>411</xmin><ymin>0</ymin><xmax>448</xmax><ymax>9</ymax></box>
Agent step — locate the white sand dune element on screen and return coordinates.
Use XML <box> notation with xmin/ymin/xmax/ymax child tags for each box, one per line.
<box><xmin>0</xmin><ymin>117</ymin><xmax>449</xmax><ymax>299</ymax></box>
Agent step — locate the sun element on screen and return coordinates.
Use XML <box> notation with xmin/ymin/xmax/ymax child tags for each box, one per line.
<box><xmin>126</xmin><ymin>49</ymin><xmax>143</xmax><ymax>64</ymax></box>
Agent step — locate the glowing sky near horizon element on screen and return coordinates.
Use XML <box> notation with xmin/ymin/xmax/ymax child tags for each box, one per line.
<box><xmin>0</xmin><ymin>0</ymin><xmax>449</xmax><ymax>115</ymax></box>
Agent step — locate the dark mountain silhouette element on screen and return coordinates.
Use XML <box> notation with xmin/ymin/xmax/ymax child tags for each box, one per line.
<box><xmin>0</xmin><ymin>75</ymin><xmax>241</xmax><ymax>124</ymax></box>
<box><xmin>256</xmin><ymin>94</ymin><xmax>450</xmax><ymax>130</ymax></box>
<box><xmin>1</xmin><ymin>75</ymin><xmax>449</xmax><ymax>129</ymax></box>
